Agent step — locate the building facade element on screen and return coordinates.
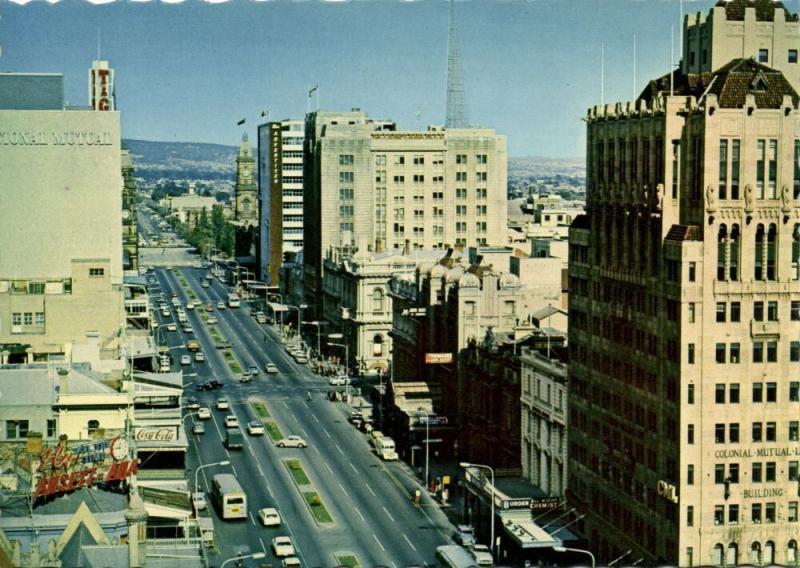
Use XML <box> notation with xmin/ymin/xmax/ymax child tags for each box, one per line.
<box><xmin>258</xmin><ymin>119</ymin><xmax>305</xmax><ymax>286</ymax></box>
<box><xmin>233</xmin><ymin>133</ymin><xmax>258</xmax><ymax>227</ymax></box>
<box><xmin>121</xmin><ymin>149</ymin><xmax>139</xmax><ymax>272</ymax></box>
<box><xmin>303</xmin><ymin>110</ymin><xmax>508</xmax><ymax>317</ymax></box>
<box><xmin>568</xmin><ymin>2</ymin><xmax>800</xmax><ymax>565</ymax></box>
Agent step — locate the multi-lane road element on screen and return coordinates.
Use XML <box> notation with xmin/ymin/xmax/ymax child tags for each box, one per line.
<box><xmin>147</xmin><ymin>265</ymin><xmax>453</xmax><ymax>567</ymax></box>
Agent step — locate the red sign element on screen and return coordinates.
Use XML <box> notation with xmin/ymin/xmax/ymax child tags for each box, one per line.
<box><xmin>425</xmin><ymin>353</ymin><xmax>453</xmax><ymax>364</ymax></box>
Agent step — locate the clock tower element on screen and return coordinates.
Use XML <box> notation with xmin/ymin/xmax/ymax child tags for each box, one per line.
<box><xmin>234</xmin><ymin>132</ymin><xmax>258</xmax><ymax>228</ymax></box>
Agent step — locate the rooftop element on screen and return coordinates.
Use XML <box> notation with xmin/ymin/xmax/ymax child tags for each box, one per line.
<box><xmin>714</xmin><ymin>0</ymin><xmax>797</xmax><ymax>22</ymax></box>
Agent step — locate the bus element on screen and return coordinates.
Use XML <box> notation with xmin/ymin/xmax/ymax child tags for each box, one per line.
<box><xmin>436</xmin><ymin>545</ymin><xmax>479</xmax><ymax>568</ymax></box>
<box><xmin>210</xmin><ymin>473</ymin><xmax>247</xmax><ymax>520</ymax></box>
<box><xmin>227</xmin><ymin>293</ymin><xmax>241</xmax><ymax>308</ymax></box>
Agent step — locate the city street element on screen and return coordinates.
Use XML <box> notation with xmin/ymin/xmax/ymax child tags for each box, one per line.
<box><xmin>148</xmin><ymin>265</ymin><xmax>453</xmax><ymax>566</ymax></box>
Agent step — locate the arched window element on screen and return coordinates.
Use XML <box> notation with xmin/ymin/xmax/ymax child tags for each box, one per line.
<box><xmin>372</xmin><ymin>288</ymin><xmax>384</xmax><ymax>312</ymax></box>
<box><xmin>87</xmin><ymin>420</ymin><xmax>100</xmax><ymax>435</ymax></box>
<box><xmin>755</xmin><ymin>224</ymin><xmax>765</xmax><ymax>280</ymax></box>
<box><xmin>765</xmin><ymin>541</ymin><xmax>775</xmax><ymax>565</ymax></box>
<box><xmin>767</xmin><ymin>224</ymin><xmax>777</xmax><ymax>280</ymax></box>
<box><xmin>752</xmin><ymin>541</ymin><xmax>762</xmax><ymax>566</ymax></box>
<box><xmin>372</xmin><ymin>334</ymin><xmax>384</xmax><ymax>357</ymax></box>
<box><xmin>727</xmin><ymin>543</ymin><xmax>738</xmax><ymax>567</ymax></box>
<box><xmin>718</xmin><ymin>224</ymin><xmax>728</xmax><ymax>281</ymax></box>
<box><xmin>713</xmin><ymin>543</ymin><xmax>724</xmax><ymax>567</ymax></box>
<box><xmin>730</xmin><ymin>224</ymin><xmax>740</xmax><ymax>281</ymax></box>
<box><xmin>788</xmin><ymin>539</ymin><xmax>798</xmax><ymax>566</ymax></box>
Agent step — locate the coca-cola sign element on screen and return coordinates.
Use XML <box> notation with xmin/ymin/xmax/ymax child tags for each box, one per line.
<box><xmin>134</xmin><ymin>427</ymin><xmax>177</xmax><ymax>442</ymax></box>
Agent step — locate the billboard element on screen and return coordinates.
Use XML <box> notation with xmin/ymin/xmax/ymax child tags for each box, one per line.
<box><xmin>425</xmin><ymin>352</ymin><xmax>453</xmax><ymax>364</ymax></box>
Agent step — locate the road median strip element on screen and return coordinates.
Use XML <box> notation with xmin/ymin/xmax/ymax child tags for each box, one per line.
<box><xmin>334</xmin><ymin>554</ymin><xmax>360</xmax><ymax>568</ymax></box>
<box><xmin>250</xmin><ymin>401</ymin><xmax>282</xmax><ymax>441</ymax></box>
<box><xmin>281</xmin><ymin>459</ymin><xmax>334</xmax><ymax>524</ymax></box>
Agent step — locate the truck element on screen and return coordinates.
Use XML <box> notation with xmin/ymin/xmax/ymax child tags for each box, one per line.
<box><xmin>226</xmin><ymin>428</ymin><xmax>244</xmax><ymax>450</ymax></box>
<box><xmin>376</xmin><ymin>437</ymin><xmax>398</xmax><ymax>461</ymax></box>
<box><xmin>187</xmin><ymin>339</ymin><xmax>200</xmax><ymax>352</ymax></box>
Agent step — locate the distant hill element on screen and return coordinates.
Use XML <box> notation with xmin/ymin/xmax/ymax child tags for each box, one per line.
<box><xmin>122</xmin><ymin>139</ymin><xmax>238</xmax><ymax>181</ymax></box>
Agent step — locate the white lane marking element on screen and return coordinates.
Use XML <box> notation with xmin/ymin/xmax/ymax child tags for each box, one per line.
<box><xmin>372</xmin><ymin>533</ymin><xmax>386</xmax><ymax>552</ymax></box>
<box><xmin>322</xmin><ymin>428</ymin><xmax>332</xmax><ymax>439</ymax></box>
<box><xmin>282</xmin><ymin>400</ymin><xmax>289</xmax><ymax>409</ymax></box>
<box><xmin>335</xmin><ymin>444</ymin><xmax>345</xmax><ymax>456</ymax></box>
<box><xmin>313</xmin><ymin>446</ymin><xmax>321</xmax><ymax>455</ymax></box>
<box><xmin>349</xmin><ymin>462</ymin><xmax>358</xmax><ymax>474</ymax></box>
<box><xmin>312</xmin><ymin>414</ymin><xmax>320</xmax><ymax>423</ymax></box>
<box><xmin>354</xmin><ymin>507</ymin><xmax>366</xmax><ymax>522</ymax></box>
<box><xmin>382</xmin><ymin>505</ymin><xmax>395</xmax><ymax>523</ymax></box>
<box><xmin>403</xmin><ymin>534</ymin><xmax>417</xmax><ymax>551</ymax></box>
<box><xmin>249</xmin><ymin>511</ymin><xmax>256</xmax><ymax>525</ymax></box>
<box><xmin>300</xmin><ymin>428</ymin><xmax>309</xmax><ymax>437</ymax></box>
<box><xmin>325</xmin><ymin>462</ymin><xmax>334</xmax><ymax>474</ymax></box>
<box><xmin>232</xmin><ymin>464</ymin><xmax>238</xmax><ymax>477</ymax></box>
<box><xmin>259</xmin><ymin>537</ymin><xmax>267</xmax><ymax>553</ymax></box>
<box><xmin>338</xmin><ymin>482</ymin><xmax>346</xmax><ymax>493</ymax></box>
<box><xmin>365</xmin><ymin>483</ymin><xmax>376</xmax><ymax>497</ymax></box>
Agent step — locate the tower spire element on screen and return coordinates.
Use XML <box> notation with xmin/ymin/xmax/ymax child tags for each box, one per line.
<box><xmin>445</xmin><ymin>0</ymin><xmax>468</xmax><ymax>128</ymax></box>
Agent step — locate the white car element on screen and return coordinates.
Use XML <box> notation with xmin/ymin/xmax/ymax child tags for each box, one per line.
<box><xmin>266</xmin><ymin>363</ymin><xmax>278</xmax><ymax>374</ymax></box>
<box><xmin>192</xmin><ymin>422</ymin><xmax>205</xmax><ymax>435</ymax></box>
<box><xmin>328</xmin><ymin>375</ymin><xmax>348</xmax><ymax>386</ymax></box>
<box><xmin>192</xmin><ymin>492</ymin><xmax>207</xmax><ymax>511</ymax></box>
<box><xmin>193</xmin><ymin>300</ymin><xmax>203</xmax><ymax>308</ymax></box>
<box><xmin>258</xmin><ymin>507</ymin><xmax>281</xmax><ymax>526</ymax></box>
<box><xmin>185</xmin><ymin>302</ymin><xmax>194</xmax><ymax>310</ymax></box>
<box><xmin>167</xmin><ymin>323</ymin><xmax>177</xmax><ymax>332</ymax></box>
<box><xmin>276</xmin><ymin>435</ymin><xmax>307</xmax><ymax>448</ymax></box>
<box><xmin>247</xmin><ymin>421</ymin><xmax>265</xmax><ymax>435</ymax></box>
<box><xmin>272</xmin><ymin>536</ymin><xmax>296</xmax><ymax>557</ymax></box>
<box><xmin>151</xmin><ymin>320</ymin><xmax>159</xmax><ymax>328</ymax></box>
<box><xmin>217</xmin><ymin>302</ymin><xmax>225</xmax><ymax>310</ymax></box>
<box><xmin>282</xmin><ymin>558</ymin><xmax>301</xmax><ymax>568</ymax></box>
<box><xmin>216</xmin><ymin>398</ymin><xmax>230</xmax><ymax>410</ymax></box>
<box><xmin>183</xmin><ymin>324</ymin><xmax>194</xmax><ymax>333</ymax></box>
<box><xmin>197</xmin><ymin>407</ymin><xmax>211</xmax><ymax>419</ymax></box>
<box><xmin>195</xmin><ymin>351</ymin><xmax>205</xmax><ymax>362</ymax></box>
<box><xmin>225</xmin><ymin>415</ymin><xmax>239</xmax><ymax>428</ymax></box>
<box><xmin>180</xmin><ymin>355</ymin><xmax>191</xmax><ymax>365</ymax></box>
<box><xmin>160</xmin><ymin>308</ymin><xmax>170</xmax><ymax>317</ymax></box>
<box><xmin>470</xmin><ymin>544</ymin><xmax>493</xmax><ymax>566</ymax></box>
<box><xmin>186</xmin><ymin>397</ymin><xmax>200</xmax><ymax>410</ymax></box>
<box><xmin>207</xmin><ymin>316</ymin><xmax>218</xmax><ymax>324</ymax></box>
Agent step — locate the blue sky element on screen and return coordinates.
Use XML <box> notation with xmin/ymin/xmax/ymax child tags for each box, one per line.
<box><xmin>2</xmin><ymin>0</ymin><xmax>723</xmax><ymax>157</ymax></box>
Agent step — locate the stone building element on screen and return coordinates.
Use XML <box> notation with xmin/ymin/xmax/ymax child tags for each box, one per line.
<box><xmin>568</xmin><ymin>1</ymin><xmax>800</xmax><ymax>565</ymax></box>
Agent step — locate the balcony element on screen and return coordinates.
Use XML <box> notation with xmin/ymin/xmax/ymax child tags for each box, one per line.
<box><xmin>751</xmin><ymin>320</ymin><xmax>780</xmax><ymax>339</ymax></box>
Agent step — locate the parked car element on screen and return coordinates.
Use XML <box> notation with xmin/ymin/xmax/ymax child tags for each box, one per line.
<box><xmin>470</xmin><ymin>544</ymin><xmax>494</xmax><ymax>566</ymax></box>
<box><xmin>216</xmin><ymin>398</ymin><xmax>230</xmax><ymax>410</ymax></box>
<box><xmin>192</xmin><ymin>492</ymin><xmax>207</xmax><ymax>511</ymax></box>
<box><xmin>259</xmin><ymin>507</ymin><xmax>282</xmax><ymax>526</ymax></box>
<box><xmin>276</xmin><ymin>435</ymin><xmax>307</xmax><ymax>448</ymax></box>
<box><xmin>266</xmin><ymin>363</ymin><xmax>278</xmax><ymax>374</ymax></box>
<box><xmin>329</xmin><ymin>375</ymin><xmax>349</xmax><ymax>386</ymax></box>
<box><xmin>272</xmin><ymin>536</ymin><xmax>296</xmax><ymax>557</ymax></box>
<box><xmin>180</xmin><ymin>355</ymin><xmax>191</xmax><ymax>365</ymax></box>
<box><xmin>454</xmin><ymin>524</ymin><xmax>476</xmax><ymax>547</ymax></box>
<box><xmin>192</xmin><ymin>423</ymin><xmax>205</xmax><ymax>435</ymax></box>
<box><xmin>225</xmin><ymin>415</ymin><xmax>239</xmax><ymax>428</ymax></box>
<box><xmin>248</xmin><ymin>421</ymin><xmax>265</xmax><ymax>436</ymax></box>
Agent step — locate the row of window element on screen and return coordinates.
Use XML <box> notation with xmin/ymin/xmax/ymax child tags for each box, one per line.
<box><xmin>11</xmin><ymin>312</ymin><xmax>45</xmax><ymax>326</ymax></box>
<box><xmin>6</xmin><ymin>419</ymin><xmax>57</xmax><ymax>439</ymax></box>
<box><xmin>688</xmin><ymin>340</ymin><xmax>794</xmax><ymax>364</ymax></box>
<box><xmin>705</xmin><ymin>501</ymin><xmax>790</xmax><ymax>526</ymax></box>
<box><xmin>706</xmin><ymin>421</ymin><xmax>799</xmax><ymax>443</ymax></box>
<box><xmin>712</xmin><ymin>381</ymin><xmax>800</xmax><ymax>403</ymax></box>
<box><xmin>706</xmin><ymin>539</ymin><xmax>797</xmax><ymax>568</ymax></box>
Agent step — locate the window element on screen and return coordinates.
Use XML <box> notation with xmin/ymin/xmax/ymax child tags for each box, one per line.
<box><xmin>754</xmin><ymin>301</ymin><xmax>764</xmax><ymax>321</ymax></box>
<box><xmin>716</xmin><ymin>343</ymin><xmax>726</xmax><ymax>363</ymax></box>
<box><xmin>766</xmin><ymin>502</ymin><xmax>776</xmax><ymax>523</ymax></box>
<box><xmin>339</xmin><ymin>172</ymin><xmax>354</xmax><ymax>183</ymax></box>
<box><xmin>715</xmin><ymin>423</ymin><xmax>725</xmax><ymax>443</ymax></box>
<box><xmin>729</xmin><ymin>383</ymin><xmax>740</xmax><ymax>403</ymax></box>
<box><xmin>793</xmin><ymin>301</ymin><xmax>800</xmax><ymax>321</ymax></box>
<box><xmin>767</xmin><ymin>341</ymin><xmax>778</xmax><ymax>362</ymax></box>
<box><xmin>372</xmin><ymin>288</ymin><xmax>384</xmax><ymax>312</ymax></box>
<box><xmin>731</xmin><ymin>302</ymin><xmax>741</xmax><ymax>322</ymax></box>
<box><xmin>768</xmin><ymin>301</ymin><xmax>778</xmax><ymax>321</ymax></box>
<box><xmin>456</xmin><ymin>154</ymin><xmax>467</xmax><ymax>164</ymax></box>
<box><xmin>688</xmin><ymin>261</ymin><xmax>696</xmax><ymax>282</ymax></box>
<box><xmin>730</xmin><ymin>423</ymin><xmax>740</xmax><ymax>443</ymax></box>
<box><xmin>27</xmin><ymin>281</ymin><xmax>44</xmax><ymax>294</ymax></box>
<box><xmin>729</xmin><ymin>504</ymin><xmax>739</xmax><ymax>525</ymax></box>
<box><xmin>372</xmin><ymin>334</ymin><xmax>384</xmax><ymax>357</ymax></box>
<box><xmin>730</xmin><ymin>343</ymin><xmax>740</xmax><ymax>363</ymax></box>
<box><xmin>716</xmin><ymin>384</ymin><xmax>726</xmax><ymax>403</ymax></box>
<box><xmin>687</xmin><ymin>505</ymin><xmax>694</xmax><ymax>526</ymax></box>
<box><xmin>688</xmin><ymin>343</ymin><xmax>695</xmax><ymax>364</ymax></box>
<box><xmin>753</xmin><ymin>463</ymin><xmax>764</xmax><ymax>483</ymax></box>
<box><xmin>753</xmin><ymin>422</ymin><xmax>763</xmax><ymax>442</ymax></box>
<box><xmin>791</xmin><ymin>49</ymin><xmax>798</xmax><ymax>63</ymax></box>
<box><xmin>716</xmin><ymin>303</ymin><xmax>726</xmax><ymax>322</ymax></box>
<box><xmin>23</xmin><ymin>313</ymin><xmax>32</xmax><ymax>326</ymax></box>
<box><xmin>766</xmin><ymin>422</ymin><xmax>776</xmax><ymax>442</ymax></box>
<box><xmin>793</xmin><ymin>342</ymin><xmax>800</xmax><ymax>362</ymax></box>
<box><xmin>729</xmin><ymin>463</ymin><xmax>740</xmax><ymax>483</ymax></box>
<box><xmin>5</xmin><ymin>420</ymin><xmax>29</xmax><ymax>439</ymax></box>
<box><xmin>46</xmin><ymin>419</ymin><xmax>56</xmax><ymax>438</ymax></box>
<box><xmin>759</xmin><ymin>48</ymin><xmax>769</xmax><ymax>63</ymax></box>
<box><xmin>790</xmin><ymin>505</ymin><xmax>799</xmax><ymax>523</ymax></box>
<box><xmin>719</xmin><ymin>139</ymin><xmax>728</xmax><ymax>199</ymax></box>
<box><xmin>687</xmin><ymin>464</ymin><xmax>695</xmax><ymax>485</ymax></box>
<box><xmin>791</xmin><ymin>461</ymin><xmax>799</xmax><ymax>481</ymax></box>
<box><xmin>793</xmin><ymin>422</ymin><xmax>800</xmax><ymax>442</ymax></box>
<box><xmin>688</xmin><ymin>383</ymin><xmax>695</xmax><ymax>404</ymax></box>
<box><xmin>12</xmin><ymin>313</ymin><xmax>21</xmax><ymax>326</ymax></box>
<box><xmin>89</xmin><ymin>268</ymin><xmax>104</xmax><ymax>277</ymax></box>
<box><xmin>732</xmin><ymin>140</ymin><xmax>741</xmax><ymax>199</ymax></box>
<box><xmin>339</xmin><ymin>154</ymin><xmax>354</xmax><ymax>165</ymax></box>
<box><xmin>714</xmin><ymin>505</ymin><xmax>725</xmax><ymax>525</ymax></box>
<box><xmin>792</xmin><ymin>381</ymin><xmax>800</xmax><ymax>401</ymax></box>
<box><xmin>87</xmin><ymin>419</ymin><xmax>100</xmax><ymax>435</ymax></box>
<box><xmin>715</xmin><ymin>464</ymin><xmax>725</xmax><ymax>483</ymax></box>
<box><xmin>767</xmin><ymin>382</ymin><xmax>777</xmax><ymax>402</ymax></box>
<box><xmin>754</xmin><ymin>342</ymin><xmax>764</xmax><ymax>363</ymax></box>
<box><xmin>412</xmin><ymin>155</ymin><xmax>424</xmax><ymax>165</ymax></box>
<box><xmin>455</xmin><ymin>172</ymin><xmax>467</xmax><ymax>182</ymax></box>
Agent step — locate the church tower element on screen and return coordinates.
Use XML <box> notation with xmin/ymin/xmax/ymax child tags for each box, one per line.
<box><xmin>234</xmin><ymin>132</ymin><xmax>258</xmax><ymax>227</ymax></box>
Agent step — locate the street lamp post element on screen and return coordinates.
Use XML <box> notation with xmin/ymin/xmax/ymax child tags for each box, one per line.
<box><xmin>553</xmin><ymin>546</ymin><xmax>596</xmax><ymax>568</ymax></box>
<box><xmin>221</xmin><ymin>552</ymin><xmax>266</xmax><ymax>568</ymax></box>
<box><xmin>461</xmin><ymin>462</ymin><xmax>496</xmax><ymax>559</ymax></box>
<box><xmin>327</xmin><ymin>337</ymin><xmax>349</xmax><ymax>400</ymax></box>
<box><xmin>302</xmin><ymin>321</ymin><xmax>326</xmax><ymax>364</ymax></box>
<box><xmin>194</xmin><ymin>459</ymin><xmax>231</xmax><ymax>494</ymax></box>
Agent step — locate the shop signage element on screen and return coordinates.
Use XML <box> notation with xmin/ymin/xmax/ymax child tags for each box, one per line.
<box><xmin>134</xmin><ymin>427</ymin><xmax>177</xmax><ymax>442</ymax></box>
<box><xmin>33</xmin><ymin>435</ymin><xmax>137</xmax><ymax>499</ymax></box>
<box><xmin>425</xmin><ymin>353</ymin><xmax>453</xmax><ymax>364</ymax></box>
<box><xmin>499</xmin><ymin>497</ymin><xmax>561</xmax><ymax>510</ymax></box>
<box><xmin>0</xmin><ymin>131</ymin><xmax>114</xmax><ymax>146</ymax></box>
<box><xmin>714</xmin><ymin>446</ymin><xmax>800</xmax><ymax>459</ymax></box>
<box><xmin>417</xmin><ymin>415</ymin><xmax>449</xmax><ymax>426</ymax></box>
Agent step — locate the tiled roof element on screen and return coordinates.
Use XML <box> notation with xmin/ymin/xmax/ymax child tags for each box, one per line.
<box><xmin>715</xmin><ymin>0</ymin><xmax>798</xmax><ymax>22</ymax></box>
<box><xmin>665</xmin><ymin>224</ymin><xmax>703</xmax><ymax>243</ymax></box>
<box><xmin>639</xmin><ymin>58</ymin><xmax>799</xmax><ymax>109</ymax></box>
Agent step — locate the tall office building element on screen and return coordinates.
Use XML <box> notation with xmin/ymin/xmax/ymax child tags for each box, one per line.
<box><xmin>258</xmin><ymin>119</ymin><xmax>305</xmax><ymax>285</ymax></box>
<box><xmin>0</xmin><ymin>71</ymin><xmax>125</xmax><ymax>362</ymax></box>
<box><xmin>303</xmin><ymin>110</ymin><xmax>507</xmax><ymax>316</ymax></box>
<box><xmin>568</xmin><ymin>1</ymin><xmax>800</xmax><ymax>565</ymax></box>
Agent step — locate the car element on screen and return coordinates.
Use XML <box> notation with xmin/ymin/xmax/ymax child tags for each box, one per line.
<box><xmin>256</xmin><ymin>314</ymin><xmax>267</xmax><ymax>324</ymax></box>
<box><xmin>266</xmin><ymin>363</ymin><xmax>278</xmax><ymax>374</ymax></box>
<box><xmin>216</xmin><ymin>398</ymin><xmax>229</xmax><ymax>410</ymax></box>
<box><xmin>167</xmin><ymin>323</ymin><xmax>177</xmax><ymax>332</ymax></box>
<box><xmin>192</xmin><ymin>423</ymin><xmax>205</xmax><ymax>435</ymax></box>
<box><xmin>186</xmin><ymin>397</ymin><xmax>200</xmax><ymax>410</ymax></box>
<box><xmin>217</xmin><ymin>302</ymin><xmax>225</xmax><ymax>310</ymax></box>
<box><xmin>192</xmin><ymin>492</ymin><xmax>207</xmax><ymax>511</ymax></box>
<box><xmin>329</xmin><ymin>375</ymin><xmax>349</xmax><ymax>386</ymax></box>
<box><xmin>207</xmin><ymin>316</ymin><xmax>218</xmax><ymax>324</ymax></box>
<box><xmin>276</xmin><ymin>436</ymin><xmax>307</xmax><ymax>448</ymax></box>
<box><xmin>201</xmin><ymin>280</ymin><xmax>210</xmax><ymax>288</ymax></box>
<box><xmin>197</xmin><ymin>407</ymin><xmax>211</xmax><ymax>419</ymax></box>
<box><xmin>205</xmin><ymin>303</ymin><xmax>214</xmax><ymax>312</ymax></box>
<box><xmin>247</xmin><ymin>364</ymin><xmax>259</xmax><ymax>376</ymax></box>
<box><xmin>454</xmin><ymin>524</ymin><xmax>476</xmax><ymax>547</ymax></box>
<box><xmin>348</xmin><ymin>410</ymin><xmax>363</xmax><ymax>423</ymax></box>
<box><xmin>151</xmin><ymin>320</ymin><xmax>159</xmax><ymax>329</ymax></box>
<box><xmin>258</xmin><ymin>507</ymin><xmax>281</xmax><ymax>527</ymax></box>
<box><xmin>195</xmin><ymin>351</ymin><xmax>205</xmax><ymax>362</ymax></box>
<box><xmin>193</xmin><ymin>300</ymin><xmax>203</xmax><ymax>308</ymax></box>
<box><xmin>224</xmin><ymin>415</ymin><xmax>239</xmax><ymax>428</ymax></box>
<box><xmin>171</xmin><ymin>291</ymin><xmax>177</xmax><ymax>297</ymax></box>
<box><xmin>160</xmin><ymin>308</ymin><xmax>170</xmax><ymax>317</ymax></box>
<box><xmin>195</xmin><ymin>382</ymin><xmax>212</xmax><ymax>391</ymax></box>
<box><xmin>185</xmin><ymin>302</ymin><xmax>194</xmax><ymax>310</ymax></box>
<box><xmin>240</xmin><ymin>374</ymin><xmax>253</xmax><ymax>383</ymax></box>
<box><xmin>282</xmin><ymin>558</ymin><xmax>301</xmax><ymax>568</ymax></box>
<box><xmin>208</xmin><ymin>379</ymin><xmax>223</xmax><ymax>389</ymax></box>
<box><xmin>248</xmin><ymin>421</ymin><xmax>265</xmax><ymax>435</ymax></box>
<box><xmin>183</xmin><ymin>325</ymin><xmax>194</xmax><ymax>333</ymax></box>
<box><xmin>470</xmin><ymin>544</ymin><xmax>494</xmax><ymax>566</ymax></box>
<box><xmin>271</xmin><ymin>536</ymin><xmax>296</xmax><ymax>557</ymax></box>
<box><xmin>180</xmin><ymin>355</ymin><xmax>191</xmax><ymax>365</ymax></box>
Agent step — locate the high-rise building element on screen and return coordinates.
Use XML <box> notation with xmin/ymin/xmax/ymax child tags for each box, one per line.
<box><xmin>303</xmin><ymin>110</ymin><xmax>508</xmax><ymax>316</ymax></box>
<box><xmin>0</xmin><ymin>71</ymin><xmax>125</xmax><ymax>363</ymax></box>
<box><xmin>258</xmin><ymin>119</ymin><xmax>305</xmax><ymax>286</ymax></box>
<box><xmin>568</xmin><ymin>1</ymin><xmax>800</xmax><ymax>565</ymax></box>
<box><xmin>121</xmin><ymin>148</ymin><xmax>138</xmax><ymax>272</ymax></box>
